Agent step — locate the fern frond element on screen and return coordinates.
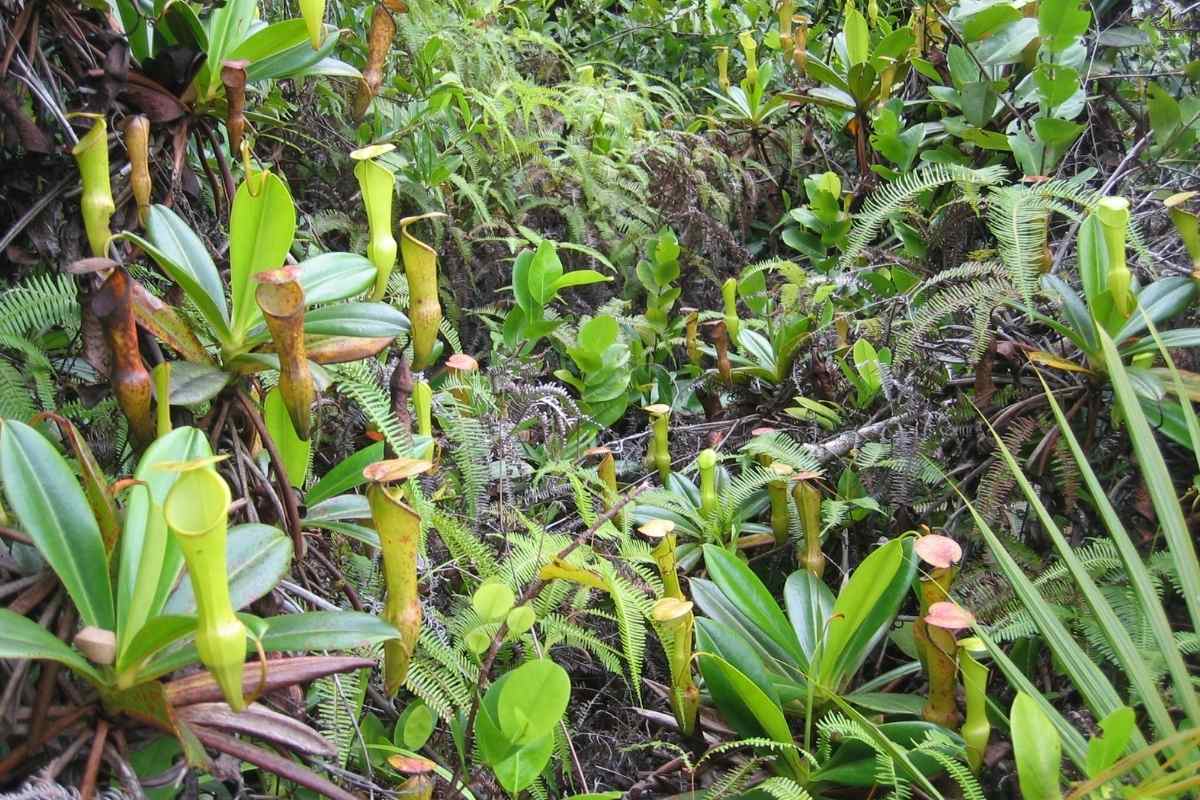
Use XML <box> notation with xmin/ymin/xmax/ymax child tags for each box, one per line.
<box><xmin>841</xmin><ymin>164</ymin><xmax>1008</xmax><ymax>269</ymax></box>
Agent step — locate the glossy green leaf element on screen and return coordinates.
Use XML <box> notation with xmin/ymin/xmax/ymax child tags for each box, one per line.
<box><xmin>304</xmin><ymin>442</ymin><xmax>383</xmax><ymax>506</ymax></box>
<box><xmin>117</xmin><ymin>427</ymin><xmax>213</xmax><ymax>658</ymax></box>
<box><xmin>976</xmin><ymin>17</ymin><xmax>1038</xmax><ymax>64</ymax></box>
<box><xmin>394</xmin><ymin>701</ymin><xmax>436</xmax><ymax>750</ymax></box>
<box><xmin>141</xmin><ymin>611</ymin><xmax>400</xmax><ymax>680</ymax></box>
<box><xmin>550</xmin><ymin>269</ymin><xmax>609</xmax><ymax>294</ymax></box>
<box><xmin>164</xmin><ymin>523</ymin><xmax>292</xmax><ymax>615</ymax></box>
<box><xmin>691</xmin><ymin>578</ymin><xmax>804</xmax><ymax>681</ymax></box>
<box><xmin>783</xmin><ymin>570</ymin><xmax>835</xmax><ymax>668</ymax></box>
<box><xmin>473</xmin><ymin>583</ymin><xmax>516</xmax><ymax>622</ymax></box>
<box><xmin>264</xmin><ymin>387</ymin><xmax>310</xmax><ymax>487</ymax></box>
<box><xmin>1087</xmin><ymin>707</ymin><xmax>1135</xmax><ymax>778</ymax></box>
<box><xmin>963</xmin><ymin>4</ymin><xmax>1022</xmax><ymax>41</ymax></box>
<box><xmin>1012</xmin><ymin>693</ymin><xmax>1064</xmax><ymax>799</ymax></box>
<box><xmin>168</xmin><ymin>362</ymin><xmax>231</xmax><ymax>406</ymax></box>
<box><xmin>228</xmin><ymin>19</ymin><xmax>340</xmax><ymax>82</ymax></box>
<box><xmin>0</xmin><ymin>419</ymin><xmax>114</xmax><ymax>630</ymax></box>
<box><xmin>844</xmin><ymin>7</ymin><xmax>869</xmax><ymax>66</ymax></box>
<box><xmin>702</xmin><ymin>544</ymin><xmax>802</xmax><ymax>663</ymax></box>
<box><xmin>819</xmin><ymin>538</ymin><xmax>914</xmax><ymax>689</ymax></box>
<box><xmin>697</xmin><ymin>653</ymin><xmax>804</xmax><ymax>778</ymax></box>
<box><xmin>300</xmin><ymin>302</ymin><xmax>410</xmax><ymax>338</ymax></box>
<box><xmin>1113</xmin><ymin>277</ymin><xmax>1196</xmax><ymax>344</ymax></box>
<box><xmin>497</xmin><ymin>658</ymin><xmax>570</xmax><ymax>744</ymax></box>
<box><xmin>116</xmin><ymin>614</ymin><xmax>197</xmax><ymax>675</ymax></box>
<box><xmin>511</xmin><ymin>249</ymin><xmax>535</xmax><ymax>313</ymax></box>
<box><xmin>1038</xmin><ymin>0</ymin><xmax>1090</xmax><ymax>53</ymax></box>
<box><xmin>295</xmin><ymin>252</ymin><xmax>376</xmax><ymax>305</ymax></box>
<box><xmin>201</xmin><ymin>0</ymin><xmax>257</xmax><ymax>96</ymax></box>
<box><xmin>0</xmin><ymin>608</ymin><xmax>104</xmax><ymax>685</ymax></box>
<box><xmin>527</xmin><ymin>240</ymin><xmax>565</xmax><ymax>306</ymax></box>
<box><xmin>229</xmin><ymin>171</ymin><xmax>297</xmax><ymax>342</ymax></box>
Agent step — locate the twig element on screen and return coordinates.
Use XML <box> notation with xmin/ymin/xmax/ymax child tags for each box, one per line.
<box><xmin>804</xmin><ymin>412</ymin><xmax>919</xmax><ymax>462</ymax></box>
<box><xmin>446</xmin><ymin>484</ymin><xmax>648</xmax><ymax>795</ymax></box>
<box><xmin>0</xmin><ymin>704</ymin><xmax>94</xmax><ymax>779</ymax></box>
<box><xmin>79</xmin><ymin>719</ymin><xmax>109</xmax><ymax>800</ymax></box>
<box><xmin>305</xmin><ymin>543</ymin><xmax>366</xmax><ymax>612</ymax></box>
<box><xmin>235</xmin><ymin>390</ymin><xmax>305</xmax><ymax>559</ymax></box>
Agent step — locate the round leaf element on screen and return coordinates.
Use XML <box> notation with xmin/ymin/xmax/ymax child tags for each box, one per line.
<box><xmin>497</xmin><ymin>658</ymin><xmax>570</xmax><ymax>744</ymax></box>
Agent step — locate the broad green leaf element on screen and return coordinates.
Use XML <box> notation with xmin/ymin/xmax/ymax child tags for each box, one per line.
<box><xmin>164</xmin><ymin>523</ymin><xmax>292</xmax><ymax>614</ymax></box>
<box><xmin>142</xmin><ymin>205</ymin><xmax>228</xmax><ymax>323</ymax></box>
<box><xmin>229</xmin><ymin>171</ymin><xmax>297</xmax><ymax>342</ymax></box>
<box><xmin>844</xmin><ymin>8</ymin><xmax>869</xmax><ymax>66</ymax></box>
<box><xmin>473</xmin><ymin>583</ymin><xmax>516</xmax><ymax>622</ymax></box>
<box><xmin>202</xmin><ymin>0</ymin><xmax>257</xmax><ymax>97</ymax></box>
<box><xmin>1120</xmin><ymin>327</ymin><xmax>1200</xmax><ymax>357</ymax></box>
<box><xmin>550</xmin><ymin>269</ymin><xmax>609</xmax><ymax>294</ymax></box>
<box><xmin>963</xmin><ymin>4</ymin><xmax>1021</xmax><ymax>41</ymax></box>
<box><xmin>527</xmin><ymin>240</ymin><xmax>565</xmax><ymax>306</ymax></box>
<box><xmin>299</xmin><ymin>302</ymin><xmax>409</xmax><ymax>339</ymax></box>
<box><xmin>226</xmin><ymin>17</ymin><xmax>308</xmax><ymax>64</ymax></box>
<box><xmin>116</xmin><ymin>614</ymin><xmax>196</xmax><ymax>675</ymax></box>
<box><xmin>227</xmin><ymin>19</ymin><xmax>339</xmax><ymax>82</ymax></box>
<box><xmin>118</xmin><ymin>428</ymin><xmax>213</xmax><ymax>657</ymax></box>
<box><xmin>510</xmin><ymin>250</ymin><xmax>535</xmax><ymax>313</ymax></box>
<box><xmin>696</xmin><ymin>618</ymin><xmax>792</xmax><ymax>709</ymax></box>
<box><xmin>819</xmin><ymin>538</ymin><xmax>914</xmax><ymax>689</ymax></box>
<box><xmin>1147</xmin><ymin>84</ymin><xmax>1185</xmax><ymax>150</ymax></box>
<box><xmin>1087</xmin><ymin>707</ymin><xmax>1135</xmax><ymax>778</ymax></box>
<box><xmin>476</xmin><ymin>667</ymin><xmax>556</xmax><ymax>793</ymax></box>
<box><xmin>295</xmin><ymin>252</ymin><xmax>376</xmax><ymax>305</ymax></box>
<box><xmin>394</xmin><ymin>701</ymin><xmax>436</xmax><ymax>750</ymax></box>
<box><xmin>976</xmin><ymin>17</ymin><xmax>1038</xmax><ymax>64</ymax></box>
<box><xmin>296</xmin><ymin>56</ymin><xmax>361</xmax><ymax>79</ymax></box>
<box><xmin>304</xmin><ymin>494</ymin><xmax>370</xmax><ymax>523</ymax></box>
<box><xmin>783</xmin><ymin>570</ymin><xmax>835</xmax><ymax>668</ymax></box>
<box><xmin>497</xmin><ymin>659</ymin><xmax>570</xmax><ymax>744</ymax></box>
<box><xmin>845</xmin><ymin>691</ymin><xmax>925</xmax><ymax>715</ymax></box>
<box><xmin>1113</xmin><ymin>277</ymin><xmax>1196</xmax><ymax>344</ymax></box>
<box><xmin>304</xmin><ymin>442</ymin><xmax>383</xmax><ymax>506</ymax></box>
<box><xmin>702</xmin><ymin>545</ymin><xmax>802</xmax><ymax>663</ymax></box>
<box><xmin>162</xmin><ymin>1</ymin><xmax>206</xmax><ymax>50</ymax></box>
<box><xmin>1038</xmin><ymin>0</ymin><xmax>1090</xmax><ymax>53</ymax></box>
<box><xmin>1012</xmin><ymin>693</ymin><xmax>1064</xmax><ymax>799</ymax></box>
<box><xmin>263</xmin><ymin>387</ymin><xmax>310</xmax><ymax>487</ymax></box>
<box><xmin>0</xmin><ymin>420</ymin><xmax>113</xmax><ymax>629</ymax></box>
<box><xmin>1033</xmin><ymin>117</ymin><xmax>1083</xmax><ymax>147</ymax></box>
<box><xmin>577</xmin><ymin>315</ymin><xmax>620</xmax><ymax>355</ymax></box>
<box><xmin>697</xmin><ymin>653</ymin><xmax>804</xmax><ymax>778</ymax></box>
<box><xmin>691</xmin><ymin>578</ymin><xmax>804</xmax><ymax>681</ymax></box>
<box><xmin>0</xmin><ymin>608</ymin><xmax>104</xmax><ymax>685</ymax></box>
<box><xmin>168</xmin><ymin>362</ymin><xmax>231</xmax><ymax>406</ymax></box>
<box><xmin>141</xmin><ymin>611</ymin><xmax>400</xmax><ymax>680</ymax></box>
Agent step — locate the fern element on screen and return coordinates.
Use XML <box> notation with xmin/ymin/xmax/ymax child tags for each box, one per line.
<box><xmin>0</xmin><ymin>273</ymin><xmax>77</xmax><ymax>337</ymax></box>
<box><xmin>898</xmin><ymin>262</ymin><xmax>1016</xmax><ymax>364</ymax></box>
<box><xmin>313</xmin><ymin>663</ymin><xmax>370</xmax><ymax>769</ymax></box>
<box><xmin>840</xmin><ymin>164</ymin><xmax>1008</xmax><ymax>269</ymax></box>
<box><xmin>331</xmin><ymin>361</ymin><xmax>410</xmax><ymax>455</ymax></box>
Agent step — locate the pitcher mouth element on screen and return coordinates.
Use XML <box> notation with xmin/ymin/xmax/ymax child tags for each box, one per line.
<box><xmin>165</xmin><ymin>467</ymin><xmax>230</xmax><ymax>537</ymax></box>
